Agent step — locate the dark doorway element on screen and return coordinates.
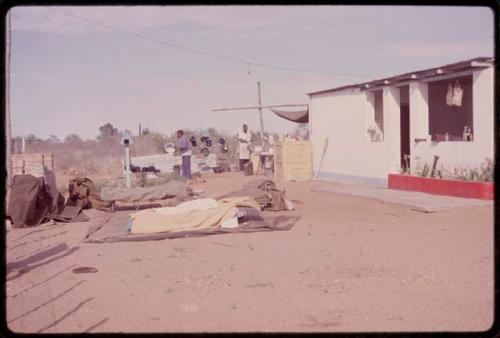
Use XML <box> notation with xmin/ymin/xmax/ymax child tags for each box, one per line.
<box><xmin>400</xmin><ymin>86</ymin><xmax>410</xmax><ymax>171</ymax></box>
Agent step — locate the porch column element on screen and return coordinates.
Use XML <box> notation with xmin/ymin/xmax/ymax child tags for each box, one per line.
<box><xmin>383</xmin><ymin>86</ymin><xmax>401</xmax><ymax>174</ymax></box>
<box><xmin>472</xmin><ymin>67</ymin><xmax>494</xmax><ymax>159</ymax></box>
<box><xmin>409</xmin><ymin>82</ymin><xmax>429</xmax><ymax>172</ymax></box>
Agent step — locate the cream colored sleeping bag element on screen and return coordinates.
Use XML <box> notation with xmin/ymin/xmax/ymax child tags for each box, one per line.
<box><xmin>129</xmin><ymin>197</ymin><xmax>260</xmax><ymax>234</ymax></box>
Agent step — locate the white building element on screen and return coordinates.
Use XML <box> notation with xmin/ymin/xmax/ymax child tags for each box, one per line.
<box><xmin>308</xmin><ymin>57</ymin><xmax>494</xmax><ymax>185</ymax></box>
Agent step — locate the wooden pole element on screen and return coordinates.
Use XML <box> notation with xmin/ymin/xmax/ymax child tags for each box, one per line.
<box><xmin>6</xmin><ymin>11</ymin><xmax>12</xmax><ymax>188</ymax></box>
<box><xmin>316</xmin><ymin>138</ymin><xmax>329</xmax><ymax>179</ymax></box>
<box><xmin>257</xmin><ymin>82</ymin><xmax>264</xmax><ymax>147</ymax></box>
<box><xmin>125</xmin><ymin>145</ymin><xmax>131</xmax><ymax>188</ymax></box>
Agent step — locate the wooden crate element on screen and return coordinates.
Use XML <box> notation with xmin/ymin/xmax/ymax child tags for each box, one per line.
<box><xmin>251</xmin><ymin>153</ymin><xmax>261</xmax><ymax>173</ymax></box>
<box><xmin>273</xmin><ymin>140</ymin><xmax>312</xmax><ymax>181</ymax></box>
<box><xmin>11</xmin><ymin>153</ymin><xmax>54</xmax><ymax>177</ymax></box>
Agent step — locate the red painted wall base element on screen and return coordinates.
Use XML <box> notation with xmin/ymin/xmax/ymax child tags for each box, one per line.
<box><xmin>388</xmin><ymin>173</ymin><xmax>494</xmax><ymax>200</ymax></box>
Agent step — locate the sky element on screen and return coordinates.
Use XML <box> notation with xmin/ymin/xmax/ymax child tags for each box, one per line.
<box><xmin>9</xmin><ymin>5</ymin><xmax>494</xmax><ymax>140</ymax></box>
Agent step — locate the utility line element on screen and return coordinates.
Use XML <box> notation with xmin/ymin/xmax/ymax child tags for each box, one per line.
<box><xmin>46</xmin><ymin>7</ymin><xmax>374</xmax><ymax>79</ymax></box>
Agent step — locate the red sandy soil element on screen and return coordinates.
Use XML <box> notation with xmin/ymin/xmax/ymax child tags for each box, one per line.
<box><xmin>5</xmin><ymin>172</ymin><xmax>493</xmax><ymax>333</ymax></box>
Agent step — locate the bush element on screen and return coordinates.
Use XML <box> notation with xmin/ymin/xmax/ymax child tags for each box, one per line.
<box><xmin>478</xmin><ymin>158</ymin><xmax>494</xmax><ymax>182</ymax></box>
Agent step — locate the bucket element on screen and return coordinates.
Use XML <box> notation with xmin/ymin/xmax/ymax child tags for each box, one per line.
<box><xmin>244</xmin><ymin>162</ymin><xmax>253</xmax><ymax>176</ymax></box>
<box><xmin>173</xmin><ymin>165</ymin><xmax>181</xmax><ymax>176</ymax></box>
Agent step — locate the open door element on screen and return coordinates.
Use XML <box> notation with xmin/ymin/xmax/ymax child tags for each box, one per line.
<box><xmin>400</xmin><ymin>86</ymin><xmax>410</xmax><ymax>171</ymax></box>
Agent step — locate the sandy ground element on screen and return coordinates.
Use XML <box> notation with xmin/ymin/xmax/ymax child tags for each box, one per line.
<box><xmin>5</xmin><ymin>172</ymin><xmax>494</xmax><ymax>333</ymax></box>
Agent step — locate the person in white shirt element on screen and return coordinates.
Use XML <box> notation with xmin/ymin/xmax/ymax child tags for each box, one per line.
<box><xmin>238</xmin><ymin>124</ymin><xmax>251</xmax><ymax>171</ymax></box>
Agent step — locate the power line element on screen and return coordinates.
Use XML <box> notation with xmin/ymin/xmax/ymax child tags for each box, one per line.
<box><xmin>46</xmin><ymin>7</ymin><xmax>374</xmax><ymax>79</ymax></box>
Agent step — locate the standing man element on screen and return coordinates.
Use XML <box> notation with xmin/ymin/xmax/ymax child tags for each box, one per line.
<box><xmin>176</xmin><ymin>130</ymin><xmax>192</xmax><ymax>179</ymax></box>
<box><xmin>238</xmin><ymin>124</ymin><xmax>251</xmax><ymax>171</ymax></box>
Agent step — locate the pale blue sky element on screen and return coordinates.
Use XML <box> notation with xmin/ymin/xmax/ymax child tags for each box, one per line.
<box><xmin>9</xmin><ymin>5</ymin><xmax>494</xmax><ymax>139</ymax></box>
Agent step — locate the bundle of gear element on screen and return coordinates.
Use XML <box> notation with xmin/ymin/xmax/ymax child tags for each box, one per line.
<box><xmin>446</xmin><ymin>80</ymin><xmax>464</xmax><ymax>107</ymax></box>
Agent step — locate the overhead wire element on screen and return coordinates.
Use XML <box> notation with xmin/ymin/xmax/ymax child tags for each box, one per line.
<box><xmin>46</xmin><ymin>7</ymin><xmax>374</xmax><ymax>79</ymax></box>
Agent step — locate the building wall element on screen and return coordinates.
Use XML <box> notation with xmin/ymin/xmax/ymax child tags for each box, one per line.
<box><xmin>309</xmin><ymin>87</ymin><xmax>400</xmax><ymax>182</ymax></box>
<box><xmin>410</xmin><ymin>67</ymin><xmax>494</xmax><ymax>172</ymax></box>
<box><xmin>310</xmin><ymin>66</ymin><xmax>494</xmax><ymax>183</ymax></box>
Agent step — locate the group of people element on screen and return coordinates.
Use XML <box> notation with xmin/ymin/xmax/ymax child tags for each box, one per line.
<box><xmin>175</xmin><ymin>124</ymin><xmax>252</xmax><ymax>179</ymax></box>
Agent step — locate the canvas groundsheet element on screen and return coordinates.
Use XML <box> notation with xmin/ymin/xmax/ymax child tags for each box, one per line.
<box><xmin>216</xmin><ymin>179</ymin><xmax>277</xmax><ymax>200</ymax></box>
<box><xmin>82</xmin><ymin>205</ymin><xmax>301</xmax><ymax>243</ymax></box>
<box><xmin>216</xmin><ymin>179</ymin><xmax>290</xmax><ymax>211</ymax></box>
<box><xmin>100</xmin><ymin>180</ymin><xmax>190</xmax><ymax>203</ymax></box>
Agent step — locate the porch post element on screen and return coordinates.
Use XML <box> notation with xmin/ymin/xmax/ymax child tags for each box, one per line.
<box><xmin>383</xmin><ymin>86</ymin><xmax>401</xmax><ymax>175</ymax></box>
<box><xmin>409</xmin><ymin>82</ymin><xmax>429</xmax><ymax>173</ymax></box>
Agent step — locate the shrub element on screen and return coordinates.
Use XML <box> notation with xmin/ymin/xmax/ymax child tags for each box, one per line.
<box><xmin>420</xmin><ymin>162</ymin><xmax>430</xmax><ymax>177</ymax></box>
<box><xmin>479</xmin><ymin>158</ymin><xmax>494</xmax><ymax>182</ymax></box>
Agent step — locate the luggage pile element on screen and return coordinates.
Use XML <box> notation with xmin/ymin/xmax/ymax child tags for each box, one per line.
<box><xmin>7</xmin><ymin>173</ymin><xmax>109</xmax><ymax>228</ymax></box>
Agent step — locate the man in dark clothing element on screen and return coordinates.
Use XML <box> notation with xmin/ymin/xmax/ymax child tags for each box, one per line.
<box><xmin>176</xmin><ymin>130</ymin><xmax>192</xmax><ymax>179</ymax></box>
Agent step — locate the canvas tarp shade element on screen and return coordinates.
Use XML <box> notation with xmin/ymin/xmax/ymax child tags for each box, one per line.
<box><xmin>7</xmin><ymin>175</ymin><xmax>53</xmax><ymax>228</ymax></box>
<box><xmin>269</xmin><ymin>107</ymin><xmax>309</xmax><ymax>123</ymax></box>
<box><xmin>43</xmin><ymin>170</ymin><xmax>65</xmax><ymax>215</ymax></box>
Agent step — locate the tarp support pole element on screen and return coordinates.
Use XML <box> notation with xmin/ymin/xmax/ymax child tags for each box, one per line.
<box><xmin>125</xmin><ymin>145</ymin><xmax>131</xmax><ymax>188</ymax></box>
<box><xmin>257</xmin><ymin>82</ymin><xmax>265</xmax><ymax>147</ymax></box>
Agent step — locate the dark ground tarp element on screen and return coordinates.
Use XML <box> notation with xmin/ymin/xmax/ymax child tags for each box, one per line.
<box><xmin>82</xmin><ymin>209</ymin><xmax>300</xmax><ymax>243</ymax></box>
<box><xmin>81</xmin><ymin>179</ymin><xmax>300</xmax><ymax>243</ymax></box>
<box><xmin>269</xmin><ymin>108</ymin><xmax>309</xmax><ymax>123</ymax></box>
<box><xmin>82</xmin><ymin>185</ymin><xmax>301</xmax><ymax>243</ymax></box>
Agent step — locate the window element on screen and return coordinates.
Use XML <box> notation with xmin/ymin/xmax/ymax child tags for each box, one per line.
<box><xmin>428</xmin><ymin>75</ymin><xmax>473</xmax><ymax>142</ymax></box>
<box><xmin>366</xmin><ymin>89</ymin><xmax>384</xmax><ymax>141</ymax></box>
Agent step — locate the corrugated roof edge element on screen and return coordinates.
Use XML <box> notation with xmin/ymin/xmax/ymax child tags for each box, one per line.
<box><xmin>307</xmin><ymin>56</ymin><xmax>494</xmax><ymax>97</ymax></box>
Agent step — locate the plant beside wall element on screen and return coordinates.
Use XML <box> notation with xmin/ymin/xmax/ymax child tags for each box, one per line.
<box><xmin>420</xmin><ymin>162</ymin><xmax>430</xmax><ymax>177</ymax></box>
<box><xmin>389</xmin><ymin>158</ymin><xmax>493</xmax><ymax>200</ymax></box>
<box><xmin>400</xmin><ymin>158</ymin><xmax>493</xmax><ymax>182</ymax></box>
<box><xmin>479</xmin><ymin>158</ymin><xmax>494</xmax><ymax>182</ymax></box>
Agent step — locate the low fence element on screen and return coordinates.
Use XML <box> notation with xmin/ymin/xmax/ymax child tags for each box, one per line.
<box><xmin>11</xmin><ymin>153</ymin><xmax>54</xmax><ymax>177</ymax></box>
